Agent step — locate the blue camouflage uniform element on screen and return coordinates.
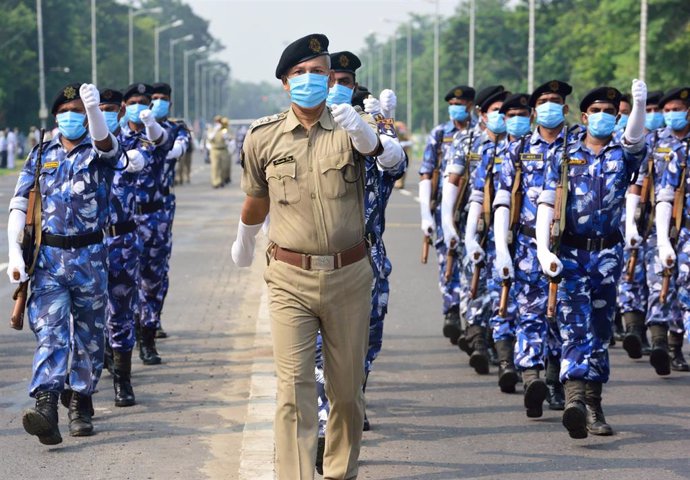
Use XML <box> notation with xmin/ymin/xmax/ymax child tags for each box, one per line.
<box><xmin>466</xmin><ymin>132</ymin><xmax>518</xmax><ymax>340</ymax></box>
<box><xmin>316</xmin><ymin>147</ymin><xmax>407</xmax><ymax>437</ymax></box>
<box><xmin>124</xmin><ymin>123</ymin><xmax>171</xmax><ymax>330</ymax></box>
<box><xmin>539</xmin><ymin>131</ymin><xmax>645</xmax><ymax>382</ymax></box>
<box><xmin>657</xmin><ymin>129</ymin><xmax>690</xmax><ymax>338</ymax></box>
<box><xmin>10</xmin><ymin>133</ymin><xmax>120</xmax><ymax>397</ymax></box>
<box><xmin>419</xmin><ymin>121</ymin><xmax>462</xmax><ymax>315</ymax></box>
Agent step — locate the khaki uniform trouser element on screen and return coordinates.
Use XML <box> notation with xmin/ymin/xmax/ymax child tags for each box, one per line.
<box><xmin>221</xmin><ymin>150</ymin><xmax>232</xmax><ymax>182</ymax></box>
<box><xmin>209</xmin><ymin>148</ymin><xmax>224</xmax><ymax>187</ymax></box>
<box><xmin>176</xmin><ymin>151</ymin><xmax>192</xmax><ymax>183</ymax></box>
<box><xmin>264</xmin><ymin>255</ymin><xmax>372</xmax><ymax>480</ymax></box>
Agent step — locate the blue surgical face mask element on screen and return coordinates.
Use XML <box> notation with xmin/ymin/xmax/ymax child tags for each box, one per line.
<box><xmin>586</xmin><ymin>112</ymin><xmax>617</xmax><ymax>138</ymax></box>
<box><xmin>126</xmin><ymin>103</ymin><xmax>148</xmax><ymax>124</ymax></box>
<box><xmin>663</xmin><ymin>111</ymin><xmax>689</xmax><ymax>131</ymax></box>
<box><xmin>448</xmin><ymin>104</ymin><xmax>468</xmax><ymax>122</ymax></box>
<box><xmin>326</xmin><ymin>84</ymin><xmax>353</xmax><ymax>106</ymax></box>
<box><xmin>506</xmin><ymin>116</ymin><xmax>531</xmax><ymax>137</ymax></box>
<box><xmin>486</xmin><ymin>111</ymin><xmax>506</xmax><ymax>134</ymax></box>
<box><xmin>151</xmin><ymin>99</ymin><xmax>170</xmax><ymax>119</ymax></box>
<box><xmin>615</xmin><ymin>113</ymin><xmax>629</xmax><ymax>131</ymax></box>
<box><xmin>645</xmin><ymin>111</ymin><xmax>665</xmax><ymax>131</ymax></box>
<box><xmin>56</xmin><ymin>111</ymin><xmax>87</xmax><ymax>140</ymax></box>
<box><xmin>288</xmin><ymin>73</ymin><xmax>329</xmax><ymax>108</ymax></box>
<box><xmin>535</xmin><ymin>102</ymin><xmax>565</xmax><ymax>128</ymax></box>
<box><xmin>103</xmin><ymin>111</ymin><xmax>120</xmax><ymax>133</ymax></box>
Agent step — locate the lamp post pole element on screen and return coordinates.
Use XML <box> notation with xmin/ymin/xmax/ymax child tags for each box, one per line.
<box><xmin>155</xmin><ymin>19</ymin><xmax>184</xmax><ymax>82</ymax></box>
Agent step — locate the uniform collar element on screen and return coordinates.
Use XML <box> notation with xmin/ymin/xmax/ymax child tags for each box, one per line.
<box><xmin>283</xmin><ymin>105</ymin><xmax>334</xmax><ymax>133</ymax></box>
<box><xmin>442</xmin><ymin>120</ymin><xmax>457</xmax><ymax>135</ymax></box>
<box><xmin>52</xmin><ymin>132</ymin><xmax>93</xmax><ymax>153</ymax></box>
<box><xmin>572</xmin><ymin>130</ymin><xmax>619</xmax><ymax>155</ymax></box>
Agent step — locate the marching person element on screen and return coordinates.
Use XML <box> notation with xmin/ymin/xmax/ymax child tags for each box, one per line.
<box><xmin>231</xmin><ymin>34</ymin><xmax>381</xmax><ymax>479</ymax></box>
<box><xmin>208</xmin><ymin>115</ymin><xmax>229</xmax><ymax>188</ymax></box>
<box><xmin>7</xmin><ymin>83</ymin><xmax>121</xmax><ymax>443</ymax></box>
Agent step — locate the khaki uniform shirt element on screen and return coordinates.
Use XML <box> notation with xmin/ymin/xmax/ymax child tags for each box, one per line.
<box><xmin>241</xmin><ymin>106</ymin><xmax>377</xmax><ymax>255</ymax></box>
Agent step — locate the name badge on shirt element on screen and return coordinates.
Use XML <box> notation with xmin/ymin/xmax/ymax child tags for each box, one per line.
<box><xmin>468</xmin><ymin>153</ymin><xmax>481</xmax><ymax>162</ymax></box>
<box><xmin>273</xmin><ymin>156</ymin><xmax>295</xmax><ymax>166</ymax></box>
<box><xmin>43</xmin><ymin>161</ymin><xmax>59</xmax><ymax>170</ymax></box>
<box><xmin>568</xmin><ymin>158</ymin><xmax>587</xmax><ymax>165</ymax></box>
<box><xmin>443</xmin><ymin>136</ymin><xmax>454</xmax><ymax>144</ymax></box>
<box><xmin>519</xmin><ymin>153</ymin><xmax>543</xmax><ymax>162</ymax></box>
<box><xmin>656</xmin><ymin>147</ymin><xmax>671</xmax><ymax>154</ymax></box>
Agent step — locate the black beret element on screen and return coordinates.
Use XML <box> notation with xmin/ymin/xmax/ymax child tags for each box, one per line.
<box><xmin>123</xmin><ymin>83</ymin><xmax>153</xmax><ymax>101</ymax></box>
<box><xmin>579</xmin><ymin>86</ymin><xmax>622</xmax><ymax>112</ymax></box>
<box><xmin>330</xmin><ymin>51</ymin><xmax>361</xmax><ymax>75</ymax></box>
<box><xmin>275</xmin><ymin>33</ymin><xmax>329</xmax><ymax>79</ymax></box>
<box><xmin>444</xmin><ymin>85</ymin><xmax>475</xmax><ymax>102</ymax></box>
<box><xmin>659</xmin><ymin>87</ymin><xmax>690</xmax><ymax>108</ymax></box>
<box><xmin>352</xmin><ymin>85</ymin><xmax>371</xmax><ymax>109</ymax></box>
<box><xmin>51</xmin><ymin>83</ymin><xmax>83</xmax><ymax>115</ymax></box>
<box><xmin>646</xmin><ymin>90</ymin><xmax>664</xmax><ymax>105</ymax></box>
<box><xmin>99</xmin><ymin>88</ymin><xmax>123</xmax><ymax>106</ymax></box>
<box><xmin>475</xmin><ymin>85</ymin><xmax>505</xmax><ymax>112</ymax></box>
<box><xmin>499</xmin><ymin>93</ymin><xmax>531</xmax><ymax>114</ymax></box>
<box><xmin>529</xmin><ymin>80</ymin><xmax>573</xmax><ymax>108</ymax></box>
<box><xmin>151</xmin><ymin>82</ymin><xmax>172</xmax><ymax>96</ymax></box>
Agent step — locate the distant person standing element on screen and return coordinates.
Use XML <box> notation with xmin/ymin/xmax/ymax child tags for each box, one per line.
<box><xmin>7</xmin><ymin>127</ymin><xmax>18</xmax><ymax>169</ymax></box>
<box><xmin>207</xmin><ymin>115</ymin><xmax>227</xmax><ymax>188</ymax></box>
<box><xmin>0</xmin><ymin>130</ymin><xmax>7</xmax><ymax>168</ymax></box>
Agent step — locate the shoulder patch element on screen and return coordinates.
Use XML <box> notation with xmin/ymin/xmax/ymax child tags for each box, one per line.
<box><xmin>249</xmin><ymin>112</ymin><xmax>287</xmax><ymax>131</ymax></box>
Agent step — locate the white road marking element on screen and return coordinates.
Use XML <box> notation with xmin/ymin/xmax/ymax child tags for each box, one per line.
<box><xmin>238</xmin><ymin>284</ymin><xmax>276</xmax><ymax>480</ymax></box>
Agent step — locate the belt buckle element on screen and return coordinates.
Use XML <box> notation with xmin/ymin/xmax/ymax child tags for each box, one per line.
<box><xmin>310</xmin><ymin>254</ymin><xmax>335</xmax><ymax>271</ymax></box>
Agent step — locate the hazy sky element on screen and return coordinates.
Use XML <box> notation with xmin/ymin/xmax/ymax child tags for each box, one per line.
<box><xmin>186</xmin><ymin>0</ymin><xmax>460</xmax><ymax>84</ymax></box>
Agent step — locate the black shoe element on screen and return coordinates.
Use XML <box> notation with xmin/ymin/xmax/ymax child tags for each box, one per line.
<box><xmin>22</xmin><ymin>391</ymin><xmax>62</xmax><ymax>445</ymax></box>
<box><xmin>650</xmin><ymin>346</ymin><xmax>671</xmax><ymax>376</ymax></box>
<box><xmin>546</xmin><ymin>382</ymin><xmax>566</xmax><ymax>410</ymax></box>
<box><xmin>60</xmin><ymin>389</ymin><xmax>94</xmax><ymax>416</ymax></box>
<box><xmin>586</xmin><ymin>404</ymin><xmax>613</xmax><ymax>436</ymax></box>
<box><xmin>155</xmin><ymin>327</ymin><xmax>168</xmax><ymax>339</ymax></box>
<box><xmin>68</xmin><ymin>392</ymin><xmax>94</xmax><ymax>437</ymax></box>
<box><xmin>457</xmin><ymin>335</ymin><xmax>473</xmax><ymax>356</ymax></box>
<box><xmin>498</xmin><ymin>361</ymin><xmax>519</xmax><ymax>393</ymax></box>
<box><xmin>315</xmin><ymin>436</ymin><xmax>325</xmax><ymax>475</ymax></box>
<box><xmin>363</xmin><ymin>410</ymin><xmax>371</xmax><ymax>431</ymax></box>
<box><xmin>524</xmin><ymin>378</ymin><xmax>547</xmax><ymax>418</ymax></box>
<box><xmin>442</xmin><ymin>307</ymin><xmax>461</xmax><ymax>345</ymax></box>
<box><xmin>469</xmin><ymin>348</ymin><xmax>490</xmax><ymax>375</ymax></box>
<box><xmin>104</xmin><ymin>342</ymin><xmax>114</xmax><ymax>376</ymax></box>
<box><xmin>562</xmin><ymin>381</ymin><xmax>588</xmax><ymax>439</ymax></box>
<box><xmin>622</xmin><ymin>331</ymin><xmax>643</xmax><ymax>359</ymax></box>
<box><xmin>113</xmin><ymin>350</ymin><xmax>136</xmax><ymax>407</ymax></box>
<box><xmin>140</xmin><ymin>326</ymin><xmax>162</xmax><ymax>365</ymax></box>
<box><xmin>671</xmin><ymin>346</ymin><xmax>690</xmax><ymax>372</ymax></box>
<box><xmin>641</xmin><ymin>330</ymin><xmax>652</xmax><ymax>356</ymax></box>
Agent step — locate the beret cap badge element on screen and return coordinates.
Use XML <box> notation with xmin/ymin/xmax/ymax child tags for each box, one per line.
<box><xmin>339</xmin><ymin>54</ymin><xmax>349</xmax><ymax>67</ymax></box>
<box><xmin>549</xmin><ymin>81</ymin><xmax>559</xmax><ymax>92</ymax></box>
<box><xmin>309</xmin><ymin>37</ymin><xmax>322</xmax><ymax>54</ymax></box>
<box><xmin>520</xmin><ymin>96</ymin><xmax>528</xmax><ymax>106</ymax></box>
<box><xmin>138</xmin><ymin>84</ymin><xmax>146</xmax><ymax>94</ymax></box>
<box><xmin>607</xmin><ymin>88</ymin><xmax>617</xmax><ymax>100</ymax></box>
<box><xmin>102</xmin><ymin>90</ymin><xmax>113</xmax><ymax>100</ymax></box>
<box><xmin>454</xmin><ymin>88</ymin><xmax>463</xmax><ymax>97</ymax></box>
<box><xmin>681</xmin><ymin>89</ymin><xmax>689</xmax><ymax>100</ymax></box>
<box><xmin>63</xmin><ymin>86</ymin><xmax>77</xmax><ymax>100</ymax></box>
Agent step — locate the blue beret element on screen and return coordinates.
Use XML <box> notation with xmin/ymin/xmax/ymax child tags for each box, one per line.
<box><xmin>275</xmin><ymin>33</ymin><xmax>329</xmax><ymax>79</ymax></box>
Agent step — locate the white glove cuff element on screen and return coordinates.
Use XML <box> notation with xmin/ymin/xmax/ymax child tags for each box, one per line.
<box><xmin>166</xmin><ymin>141</ymin><xmax>185</xmax><ymax>160</ymax></box>
<box><xmin>146</xmin><ymin>122</ymin><xmax>165</xmax><ymax>143</ymax></box>
<box><xmin>85</xmin><ymin>106</ymin><xmax>109</xmax><ymax>141</ymax></box>
<box><xmin>419</xmin><ymin>179</ymin><xmax>432</xmax><ymax>210</ymax></box>
<box><xmin>237</xmin><ymin>219</ymin><xmax>263</xmax><ymax>243</ymax></box>
<box><xmin>376</xmin><ymin>136</ymin><xmax>405</xmax><ymax>169</ymax></box>
<box><xmin>8</xmin><ymin>209</ymin><xmax>26</xmax><ymax>257</ymax></box>
<box><xmin>656</xmin><ymin>201</ymin><xmax>673</xmax><ymax>247</ymax></box>
<box><xmin>535</xmin><ymin>203</ymin><xmax>554</xmax><ymax>254</ymax></box>
<box><xmin>441</xmin><ymin>181</ymin><xmax>459</xmax><ymax>233</ymax></box>
<box><xmin>464</xmin><ymin>201</ymin><xmax>482</xmax><ymax>245</ymax></box>
<box><xmin>624</xmin><ymin>99</ymin><xmax>647</xmax><ymax>147</ymax></box>
<box><xmin>625</xmin><ymin>193</ymin><xmax>641</xmax><ymax>231</ymax></box>
<box><xmin>348</xmin><ymin>117</ymin><xmax>379</xmax><ymax>155</ymax></box>
<box><xmin>494</xmin><ymin>206</ymin><xmax>510</xmax><ymax>253</ymax></box>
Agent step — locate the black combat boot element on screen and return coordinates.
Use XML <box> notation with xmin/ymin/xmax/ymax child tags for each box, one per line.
<box><xmin>362</xmin><ymin>371</ymin><xmax>370</xmax><ymax>431</ymax></box>
<box><xmin>641</xmin><ymin>325</ymin><xmax>652</xmax><ymax>355</ymax></box>
<box><xmin>669</xmin><ymin>331</ymin><xmax>690</xmax><ymax>372</ymax></box>
<box><xmin>649</xmin><ymin>324</ymin><xmax>671</xmax><ymax>376</ymax></box>
<box><xmin>545</xmin><ymin>357</ymin><xmax>565</xmax><ymax>411</ymax></box>
<box><xmin>315</xmin><ymin>436</ymin><xmax>325</xmax><ymax>475</ymax></box>
<box><xmin>612</xmin><ymin>309</ymin><xmax>625</xmax><ymax>343</ymax></box>
<box><xmin>68</xmin><ymin>391</ymin><xmax>94</xmax><ymax>437</ymax></box>
<box><xmin>562</xmin><ymin>380</ymin><xmax>587</xmax><ymax>439</ymax></box>
<box><xmin>457</xmin><ymin>324</ymin><xmax>473</xmax><ymax>356</ymax></box>
<box><xmin>487</xmin><ymin>336</ymin><xmax>499</xmax><ymax>367</ymax></box>
<box><xmin>466</xmin><ymin>325</ymin><xmax>490</xmax><ymax>374</ymax></box>
<box><xmin>140</xmin><ymin>326</ymin><xmax>162</xmax><ymax>365</ymax></box>
<box><xmin>103</xmin><ymin>341</ymin><xmax>114</xmax><ymax>376</ymax></box>
<box><xmin>113</xmin><ymin>350</ymin><xmax>136</xmax><ymax>407</ymax></box>
<box><xmin>495</xmin><ymin>339</ymin><xmax>518</xmax><ymax>393</ymax></box>
<box><xmin>585</xmin><ymin>381</ymin><xmax>613</xmax><ymax>436</ymax></box>
<box><xmin>22</xmin><ymin>391</ymin><xmax>62</xmax><ymax>445</ymax></box>
<box><xmin>522</xmin><ymin>368</ymin><xmax>547</xmax><ymax>418</ymax></box>
<box><xmin>155</xmin><ymin>326</ymin><xmax>168</xmax><ymax>339</ymax></box>
<box><xmin>443</xmin><ymin>305</ymin><xmax>462</xmax><ymax>345</ymax></box>
<box><xmin>622</xmin><ymin>311</ymin><xmax>645</xmax><ymax>359</ymax></box>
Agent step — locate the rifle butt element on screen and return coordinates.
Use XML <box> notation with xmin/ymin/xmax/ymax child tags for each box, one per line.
<box><xmin>444</xmin><ymin>248</ymin><xmax>455</xmax><ymax>283</ymax></box>
<box><xmin>546</xmin><ymin>281</ymin><xmax>558</xmax><ymax>321</ymax></box>
<box><xmin>626</xmin><ymin>249</ymin><xmax>638</xmax><ymax>281</ymax></box>
<box><xmin>498</xmin><ymin>280</ymin><xmax>510</xmax><ymax>318</ymax></box>
<box><xmin>10</xmin><ymin>282</ymin><xmax>27</xmax><ymax>331</ymax></box>
<box><xmin>660</xmin><ymin>271</ymin><xmax>671</xmax><ymax>305</ymax></box>
<box><xmin>470</xmin><ymin>265</ymin><xmax>480</xmax><ymax>299</ymax></box>
<box><xmin>421</xmin><ymin>236</ymin><xmax>430</xmax><ymax>264</ymax></box>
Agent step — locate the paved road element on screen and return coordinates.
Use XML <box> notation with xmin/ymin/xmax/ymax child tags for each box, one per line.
<box><xmin>1</xmin><ymin>154</ymin><xmax>689</xmax><ymax>480</ymax></box>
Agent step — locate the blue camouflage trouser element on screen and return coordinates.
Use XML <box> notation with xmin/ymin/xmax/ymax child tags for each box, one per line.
<box><xmin>486</xmin><ymin>240</ymin><xmax>518</xmax><ymax>342</ymax></box>
<box><xmin>558</xmin><ymin>244</ymin><xmax>621</xmax><ymax>383</ymax></box>
<box><xmin>433</xmin><ymin>207</ymin><xmax>461</xmax><ymax>315</ymax></box>
<box><xmin>137</xmin><ymin>209</ymin><xmax>169</xmax><ymax>329</ymax></box>
<box><xmin>157</xmin><ymin>195</ymin><xmax>176</xmax><ymax>317</ymax></box>
<box><xmin>465</xmin><ymin>230</ymin><xmax>508</xmax><ymax>331</ymax></box>
<box><xmin>670</xmin><ymin>228</ymin><xmax>690</xmax><ymax>338</ymax></box>
<box><xmin>644</xmin><ymin>235</ymin><xmax>683</xmax><ymax>333</ymax></box>
<box><xmin>28</xmin><ymin>244</ymin><xmax>108</xmax><ymax>397</ymax></box>
<box><xmin>106</xmin><ymin>230</ymin><xmax>142</xmax><ymax>352</ymax></box>
<box><xmin>513</xmin><ymin>234</ymin><xmax>562</xmax><ymax>370</ymax></box>
<box><xmin>617</xmin><ymin>242</ymin><xmax>649</xmax><ymax>314</ymax></box>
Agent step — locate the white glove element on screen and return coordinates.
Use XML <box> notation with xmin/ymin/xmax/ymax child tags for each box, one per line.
<box><xmin>363</xmin><ymin>96</ymin><xmax>382</xmax><ymax>116</ymax></box>
<box><xmin>80</xmin><ymin>83</ymin><xmax>109</xmax><ymax>141</ymax></box>
<box><xmin>376</xmin><ymin>135</ymin><xmax>405</xmax><ymax>170</ymax></box>
<box><xmin>464</xmin><ymin>201</ymin><xmax>485</xmax><ymax>265</ymax></box>
<box><xmin>231</xmin><ymin>220</ymin><xmax>263</xmax><ymax>267</ymax></box>
<box><xmin>625</xmin><ymin>193</ymin><xmax>642</xmax><ymax>250</ymax></box>
<box><xmin>536</xmin><ymin>203</ymin><xmax>562</xmax><ymax>277</ymax></box>
<box><xmin>7</xmin><ymin>209</ymin><xmax>28</xmax><ymax>284</ymax></box>
<box><xmin>624</xmin><ymin>78</ymin><xmax>648</xmax><ymax>145</ymax></box>
<box><xmin>419</xmin><ymin>178</ymin><xmax>435</xmax><ymax>235</ymax></box>
<box><xmin>140</xmin><ymin>109</ymin><xmax>164</xmax><ymax>143</ymax></box>
<box><xmin>441</xmin><ymin>180</ymin><xmax>459</xmax><ymax>248</ymax></box>
<box><xmin>125</xmin><ymin>149</ymin><xmax>145</xmax><ymax>173</ymax></box>
<box><xmin>166</xmin><ymin>139</ymin><xmax>187</xmax><ymax>160</ymax></box>
<box><xmin>379</xmin><ymin>89</ymin><xmax>397</xmax><ymax>119</ymax></box>
<box><xmin>656</xmin><ymin>201</ymin><xmax>676</xmax><ymax>267</ymax></box>
<box><xmin>331</xmin><ymin>103</ymin><xmax>378</xmax><ymax>154</ymax></box>
<box><xmin>261</xmin><ymin>215</ymin><xmax>270</xmax><ymax>237</ymax></box>
<box><xmin>494</xmin><ymin>206</ymin><xmax>514</xmax><ymax>280</ymax></box>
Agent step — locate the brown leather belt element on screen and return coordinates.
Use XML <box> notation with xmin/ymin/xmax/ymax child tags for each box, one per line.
<box><xmin>273</xmin><ymin>241</ymin><xmax>367</xmax><ymax>271</ymax></box>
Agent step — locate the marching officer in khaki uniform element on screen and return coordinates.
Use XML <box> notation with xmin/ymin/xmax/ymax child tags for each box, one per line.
<box><xmin>231</xmin><ymin>34</ymin><xmax>380</xmax><ymax>480</ymax></box>
<box><xmin>220</xmin><ymin>117</ymin><xmax>233</xmax><ymax>184</ymax></box>
<box><xmin>207</xmin><ymin>115</ymin><xmax>228</xmax><ymax>188</ymax></box>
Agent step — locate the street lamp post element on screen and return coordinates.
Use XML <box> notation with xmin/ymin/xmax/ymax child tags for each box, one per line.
<box><xmin>528</xmin><ymin>0</ymin><xmax>535</xmax><ymax>92</ymax></box>
<box><xmin>155</xmin><ymin>19</ymin><xmax>184</xmax><ymax>82</ymax></box>
<box><xmin>195</xmin><ymin>58</ymin><xmax>210</xmax><ymax>124</ymax></box>
<box><xmin>36</xmin><ymin>0</ymin><xmax>47</xmax><ymax>128</ymax></box>
<box><xmin>129</xmin><ymin>6</ymin><xmax>162</xmax><ymax>84</ymax></box>
<box><xmin>639</xmin><ymin>0</ymin><xmax>647</xmax><ymax>81</ymax></box>
<box><xmin>169</xmin><ymin>34</ymin><xmax>194</xmax><ymax>114</ymax></box>
<box><xmin>183</xmin><ymin>46</ymin><xmax>208</xmax><ymax>121</ymax></box>
<box><xmin>407</xmin><ymin>21</ymin><xmax>412</xmax><ymax>128</ymax></box>
<box><xmin>91</xmin><ymin>0</ymin><xmax>97</xmax><ymax>84</ymax></box>
<box><xmin>433</xmin><ymin>0</ymin><xmax>439</xmax><ymax>127</ymax></box>
<box><xmin>469</xmin><ymin>0</ymin><xmax>475</xmax><ymax>86</ymax></box>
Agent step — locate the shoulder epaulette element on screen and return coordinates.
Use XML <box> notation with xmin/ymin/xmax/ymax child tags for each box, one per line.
<box><xmin>249</xmin><ymin>111</ymin><xmax>287</xmax><ymax>131</ymax></box>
